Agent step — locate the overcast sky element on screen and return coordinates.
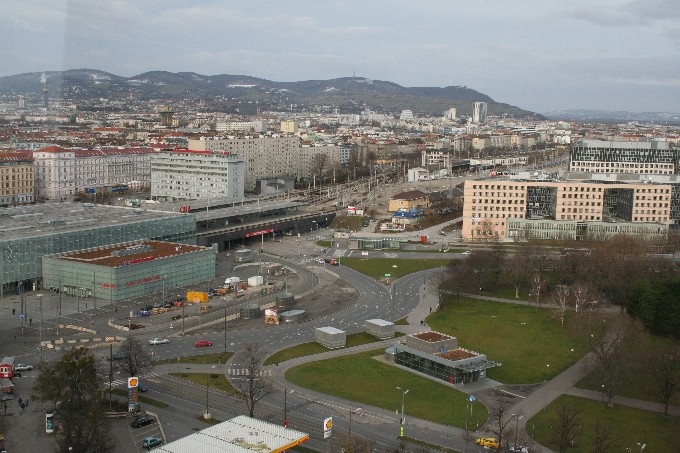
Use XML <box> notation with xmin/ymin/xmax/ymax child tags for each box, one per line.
<box><xmin>2</xmin><ymin>0</ymin><xmax>679</xmax><ymax>113</ymax></box>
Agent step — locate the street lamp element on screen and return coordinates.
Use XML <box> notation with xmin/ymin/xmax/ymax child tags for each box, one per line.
<box><xmin>396</xmin><ymin>387</ymin><xmax>409</xmax><ymax>437</ymax></box>
<box><xmin>545</xmin><ymin>364</ymin><xmax>550</xmax><ymax>381</ymax></box>
<box><xmin>511</xmin><ymin>413</ymin><xmax>524</xmax><ymax>452</ymax></box>
<box><xmin>348</xmin><ymin>407</ymin><xmax>362</xmax><ymax>440</ymax></box>
<box><xmin>36</xmin><ymin>294</ymin><xmax>44</xmax><ymax>362</ymax></box>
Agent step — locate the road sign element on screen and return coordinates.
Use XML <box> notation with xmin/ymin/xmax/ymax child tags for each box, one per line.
<box><xmin>469</xmin><ymin>395</ymin><xmax>476</xmax><ymax>402</ymax></box>
<box><xmin>323</xmin><ymin>417</ymin><xmax>332</xmax><ymax>438</ymax></box>
<box><xmin>105</xmin><ymin>336</ymin><xmax>114</xmax><ymax>341</ymax></box>
<box><xmin>19</xmin><ymin>313</ymin><xmax>25</xmax><ymax>319</ymax></box>
<box><xmin>384</xmin><ymin>274</ymin><xmax>391</xmax><ymax>277</ymax></box>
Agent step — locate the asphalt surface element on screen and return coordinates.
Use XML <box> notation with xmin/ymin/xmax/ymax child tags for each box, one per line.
<box><xmin>2</xmin><ymin>227</ymin><xmax>678</xmax><ymax>453</ymax></box>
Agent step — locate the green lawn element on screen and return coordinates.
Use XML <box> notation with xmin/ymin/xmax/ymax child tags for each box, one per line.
<box><xmin>316</xmin><ymin>240</ymin><xmax>333</xmax><ymax>248</ymax></box>
<box><xmin>264</xmin><ymin>332</ymin><xmax>387</xmax><ymax>365</ymax></box>
<box><xmin>154</xmin><ymin>352</ymin><xmax>234</xmax><ymax>366</ymax></box>
<box><xmin>528</xmin><ymin>395</ymin><xmax>678</xmax><ymax>452</ymax></box>
<box><xmin>170</xmin><ymin>372</ymin><xmax>239</xmax><ymax>394</ymax></box>
<box><xmin>286</xmin><ymin>349</ymin><xmax>488</xmax><ymax>428</ymax></box>
<box><xmin>427</xmin><ymin>297</ymin><xmax>588</xmax><ymax>384</ymax></box>
<box><xmin>341</xmin><ymin>257</ymin><xmax>452</xmax><ymax>279</ymax></box>
<box><xmin>576</xmin><ymin>334</ymin><xmax>680</xmax><ymax>404</ymax></box>
<box><xmin>110</xmin><ymin>388</ymin><xmax>169</xmax><ymax>408</ymax></box>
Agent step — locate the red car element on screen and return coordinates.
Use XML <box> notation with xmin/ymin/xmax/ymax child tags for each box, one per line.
<box><xmin>194</xmin><ymin>340</ymin><xmax>213</xmax><ymax>347</ymax></box>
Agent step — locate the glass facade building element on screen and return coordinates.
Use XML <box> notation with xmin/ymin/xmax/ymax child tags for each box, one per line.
<box><xmin>0</xmin><ymin>210</ymin><xmax>196</xmax><ymax>292</ymax></box>
<box><xmin>42</xmin><ymin>241</ymin><xmax>215</xmax><ymax>302</ymax></box>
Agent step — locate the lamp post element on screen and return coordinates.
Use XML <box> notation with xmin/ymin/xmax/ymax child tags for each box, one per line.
<box><xmin>511</xmin><ymin>413</ymin><xmax>524</xmax><ymax>452</ymax></box>
<box><xmin>545</xmin><ymin>364</ymin><xmax>549</xmax><ymax>381</ymax></box>
<box><xmin>348</xmin><ymin>407</ymin><xmax>362</xmax><ymax>442</ymax></box>
<box><xmin>37</xmin><ymin>294</ymin><xmax>44</xmax><ymax>363</ymax></box>
<box><xmin>396</xmin><ymin>387</ymin><xmax>409</xmax><ymax>437</ymax></box>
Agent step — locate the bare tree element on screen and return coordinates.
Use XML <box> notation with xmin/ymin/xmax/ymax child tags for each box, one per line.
<box><xmin>504</xmin><ymin>249</ymin><xmax>531</xmax><ymax>299</ymax></box>
<box><xmin>589</xmin><ymin>317</ymin><xmax>647</xmax><ymax>407</ymax></box>
<box><xmin>34</xmin><ymin>347</ymin><xmax>116</xmax><ymax>453</ymax></box>
<box><xmin>548</xmin><ymin>404</ymin><xmax>582</xmax><ymax>453</ymax></box>
<box><xmin>591</xmin><ymin>420</ymin><xmax>619</xmax><ymax>453</ymax></box>
<box><xmin>117</xmin><ymin>337</ymin><xmax>153</xmax><ymax>378</ymax></box>
<box><xmin>310</xmin><ymin>153</ymin><xmax>330</xmax><ymax>183</ymax></box>
<box><xmin>651</xmin><ymin>346</ymin><xmax>680</xmax><ymax>416</ymax></box>
<box><xmin>550</xmin><ymin>285</ymin><xmax>571</xmax><ymax>330</ymax></box>
<box><xmin>233</xmin><ymin>343</ymin><xmax>272</xmax><ymax>417</ymax></box>
<box><xmin>489</xmin><ymin>401</ymin><xmax>513</xmax><ymax>448</ymax></box>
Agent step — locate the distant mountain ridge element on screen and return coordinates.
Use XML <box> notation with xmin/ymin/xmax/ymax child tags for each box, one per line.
<box><xmin>0</xmin><ymin>68</ymin><xmax>537</xmax><ymax>117</ymax></box>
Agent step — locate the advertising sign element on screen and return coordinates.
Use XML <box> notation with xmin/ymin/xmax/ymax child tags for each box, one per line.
<box><xmin>323</xmin><ymin>417</ymin><xmax>332</xmax><ymax>439</ymax></box>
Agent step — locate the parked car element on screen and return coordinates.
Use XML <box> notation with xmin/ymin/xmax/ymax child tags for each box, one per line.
<box><xmin>138</xmin><ymin>310</ymin><xmax>150</xmax><ymax>317</ymax></box>
<box><xmin>194</xmin><ymin>340</ymin><xmax>213</xmax><ymax>347</ymax></box>
<box><xmin>131</xmin><ymin>416</ymin><xmax>155</xmax><ymax>428</ymax></box>
<box><xmin>152</xmin><ymin>301</ymin><xmax>164</xmax><ymax>309</ymax></box>
<box><xmin>148</xmin><ymin>338</ymin><xmax>169</xmax><ymax>345</ymax></box>
<box><xmin>475</xmin><ymin>437</ymin><xmax>500</xmax><ymax>449</ymax></box>
<box><xmin>139</xmin><ymin>384</ymin><xmax>149</xmax><ymax>392</ymax></box>
<box><xmin>462</xmin><ymin>250</ymin><xmax>472</xmax><ymax>255</ymax></box>
<box><xmin>141</xmin><ymin>304</ymin><xmax>154</xmax><ymax>311</ymax></box>
<box><xmin>142</xmin><ymin>437</ymin><xmax>162</xmax><ymax>449</ymax></box>
<box><xmin>107</xmin><ymin>353</ymin><xmax>124</xmax><ymax>361</ymax></box>
<box><xmin>15</xmin><ymin>364</ymin><xmax>33</xmax><ymax>371</ymax></box>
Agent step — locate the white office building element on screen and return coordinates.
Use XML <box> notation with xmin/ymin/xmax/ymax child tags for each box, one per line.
<box><xmin>472</xmin><ymin>102</ymin><xmax>488</xmax><ymax>124</ymax></box>
<box><xmin>188</xmin><ymin>136</ymin><xmax>302</xmax><ymax>191</ymax></box>
<box><xmin>151</xmin><ymin>150</ymin><xmax>245</xmax><ymax>201</ymax></box>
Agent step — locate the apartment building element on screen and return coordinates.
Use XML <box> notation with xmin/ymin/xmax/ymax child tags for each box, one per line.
<box><xmin>472</xmin><ymin>102</ymin><xmax>487</xmax><ymax>124</ymax></box>
<box><xmin>150</xmin><ymin>150</ymin><xmax>244</xmax><ymax>201</ymax></box>
<box><xmin>422</xmin><ymin>149</ymin><xmax>452</xmax><ymax>168</ymax></box>
<box><xmin>216</xmin><ymin>120</ymin><xmax>267</xmax><ymax>133</ymax></box>
<box><xmin>187</xmin><ymin>136</ymin><xmax>302</xmax><ymax>191</ymax></box>
<box><xmin>33</xmin><ymin>146</ymin><xmax>154</xmax><ymax>200</ymax></box>
<box><xmin>0</xmin><ymin>152</ymin><xmax>34</xmax><ymax>206</ymax></box>
<box><xmin>462</xmin><ymin>179</ymin><xmax>671</xmax><ymax>241</ymax></box>
<box><xmin>280</xmin><ymin>121</ymin><xmax>298</xmax><ymax>133</ymax></box>
<box><xmin>570</xmin><ymin>139</ymin><xmax>678</xmax><ymax>174</ymax></box>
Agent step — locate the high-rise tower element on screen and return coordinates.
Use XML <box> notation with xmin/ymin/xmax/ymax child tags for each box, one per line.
<box><xmin>472</xmin><ymin>102</ymin><xmax>487</xmax><ymax>124</ymax></box>
<box><xmin>159</xmin><ymin>105</ymin><xmax>175</xmax><ymax>127</ymax></box>
<box><xmin>40</xmin><ymin>72</ymin><xmax>49</xmax><ymax>110</ymax></box>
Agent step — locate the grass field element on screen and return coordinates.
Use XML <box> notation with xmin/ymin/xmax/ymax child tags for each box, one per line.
<box><xmin>286</xmin><ymin>349</ymin><xmax>488</xmax><ymax>428</ymax></box>
<box><xmin>341</xmin><ymin>257</ymin><xmax>452</xmax><ymax>279</ymax></box>
<box><xmin>427</xmin><ymin>297</ymin><xmax>588</xmax><ymax>384</ymax></box>
<box><xmin>154</xmin><ymin>352</ymin><xmax>234</xmax><ymax>366</ymax></box>
<box><xmin>528</xmin><ymin>395</ymin><xmax>678</xmax><ymax>452</ymax></box>
<box><xmin>576</xmin><ymin>333</ymin><xmax>680</xmax><ymax>404</ymax></box>
<box><xmin>264</xmin><ymin>332</ymin><xmax>388</xmax><ymax>365</ymax></box>
<box><xmin>170</xmin><ymin>372</ymin><xmax>239</xmax><ymax>394</ymax></box>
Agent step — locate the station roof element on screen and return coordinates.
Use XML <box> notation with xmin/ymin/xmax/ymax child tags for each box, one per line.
<box><xmin>54</xmin><ymin>240</ymin><xmax>209</xmax><ymax>268</ymax></box>
<box><xmin>0</xmin><ymin>202</ymin><xmax>189</xmax><ymax>242</ymax></box>
<box><xmin>155</xmin><ymin>415</ymin><xmax>309</xmax><ymax>453</ymax></box>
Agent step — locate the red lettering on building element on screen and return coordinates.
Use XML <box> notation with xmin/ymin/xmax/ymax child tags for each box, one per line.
<box><xmin>125</xmin><ymin>275</ymin><xmax>161</xmax><ymax>287</ymax></box>
<box><xmin>123</xmin><ymin>256</ymin><xmax>157</xmax><ymax>266</ymax></box>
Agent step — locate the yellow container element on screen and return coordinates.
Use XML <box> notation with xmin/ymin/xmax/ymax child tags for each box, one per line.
<box><xmin>187</xmin><ymin>291</ymin><xmax>209</xmax><ymax>303</ymax></box>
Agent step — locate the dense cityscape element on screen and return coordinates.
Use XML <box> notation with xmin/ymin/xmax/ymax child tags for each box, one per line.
<box><xmin>2</xmin><ymin>1</ymin><xmax>680</xmax><ymax>452</ymax></box>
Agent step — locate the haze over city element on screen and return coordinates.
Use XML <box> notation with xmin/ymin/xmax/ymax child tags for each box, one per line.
<box><xmin>2</xmin><ymin>0</ymin><xmax>679</xmax><ymax>114</ymax></box>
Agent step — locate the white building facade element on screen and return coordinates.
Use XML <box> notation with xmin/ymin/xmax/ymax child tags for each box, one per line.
<box><xmin>150</xmin><ymin>150</ymin><xmax>245</xmax><ymax>201</ymax></box>
<box><xmin>33</xmin><ymin>146</ymin><xmax>154</xmax><ymax>200</ymax></box>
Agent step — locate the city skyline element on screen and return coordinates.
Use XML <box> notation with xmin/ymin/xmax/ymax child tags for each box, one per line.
<box><xmin>2</xmin><ymin>0</ymin><xmax>679</xmax><ymax>114</ymax></box>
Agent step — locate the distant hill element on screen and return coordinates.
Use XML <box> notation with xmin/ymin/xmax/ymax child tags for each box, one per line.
<box><xmin>0</xmin><ymin>69</ymin><xmax>537</xmax><ymax>117</ymax></box>
<box><xmin>543</xmin><ymin>109</ymin><xmax>680</xmax><ymax>124</ymax></box>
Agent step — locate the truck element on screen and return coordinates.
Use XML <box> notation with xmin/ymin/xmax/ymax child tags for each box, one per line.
<box><xmin>125</xmin><ymin>198</ymin><xmax>141</xmax><ymax>208</ymax></box>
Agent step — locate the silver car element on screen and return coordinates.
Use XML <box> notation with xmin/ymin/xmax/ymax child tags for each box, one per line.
<box><xmin>148</xmin><ymin>338</ymin><xmax>169</xmax><ymax>345</ymax></box>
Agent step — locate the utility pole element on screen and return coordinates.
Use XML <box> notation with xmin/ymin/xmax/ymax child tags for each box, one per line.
<box><xmin>109</xmin><ymin>343</ymin><xmax>113</xmax><ymax>411</ymax></box>
<box><xmin>37</xmin><ymin>294</ymin><xmax>44</xmax><ymax>362</ymax></box>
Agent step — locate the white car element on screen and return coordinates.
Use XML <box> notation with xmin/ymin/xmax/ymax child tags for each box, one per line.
<box><xmin>148</xmin><ymin>338</ymin><xmax>169</xmax><ymax>345</ymax></box>
<box><xmin>15</xmin><ymin>363</ymin><xmax>33</xmax><ymax>371</ymax></box>
<box><xmin>461</xmin><ymin>250</ymin><xmax>472</xmax><ymax>255</ymax></box>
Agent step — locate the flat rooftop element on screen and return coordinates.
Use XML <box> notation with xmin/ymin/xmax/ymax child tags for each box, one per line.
<box><xmin>412</xmin><ymin>331</ymin><xmax>454</xmax><ymax>342</ymax></box>
<box><xmin>156</xmin><ymin>415</ymin><xmax>309</xmax><ymax>453</ymax></box>
<box><xmin>436</xmin><ymin>349</ymin><xmax>478</xmax><ymax>361</ymax></box>
<box><xmin>193</xmin><ymin>200</ymin><xmax>302</xmax><ymax>222</ymax></box>
<box><xmin>0</xmin><ymin>202</ymin><xmax>190</xmax><ymax>242</ymax></box>
<box><xmin>55</xmin><ymin>240</ymin><xmax>208</xmax><ymax>268</ymax></box>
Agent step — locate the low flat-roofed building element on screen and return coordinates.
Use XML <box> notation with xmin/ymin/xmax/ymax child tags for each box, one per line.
<box><xmin>42</xmin><ymin>240</ymin><xmax>215</xmax><ymax>302</ymax></box>
<box><xmin>0</xmin><ymin>203</ymin><xmax>195</xmax><ymax>292</ymax></box>
<box><xmin>156</xmin><ymin>415</ymin><xmax>309</xmax><ymax>453</ymax></box>
<box><xmin>394</xmin><ymin>331</ymin><xmax>499</xmax><ymax>384</ymax></box>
